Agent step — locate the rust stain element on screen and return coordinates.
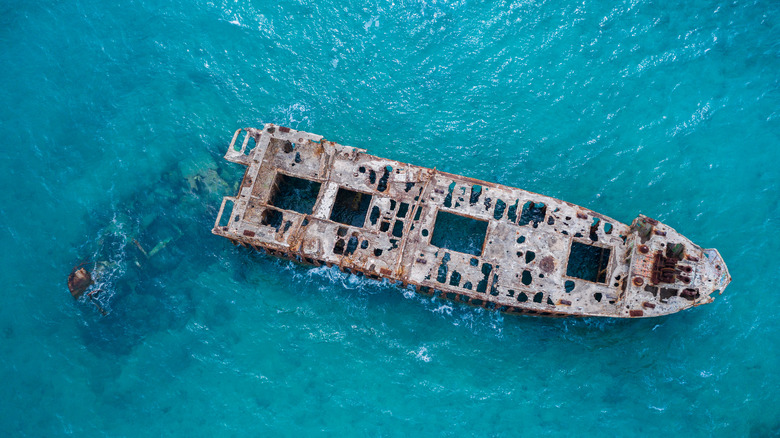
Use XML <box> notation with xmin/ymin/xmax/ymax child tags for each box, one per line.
<box><xmin>540</xmin><ymin>256</ymin><xmax>555</xmax><ymax>273</ymax></box>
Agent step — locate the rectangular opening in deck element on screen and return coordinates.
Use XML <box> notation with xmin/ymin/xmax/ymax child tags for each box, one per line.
<box><xmin>217</xmin><ymin>199</ymin><xmax>235</xmax><ymax>228</ymax></box>
<box><xmin>268</xmin><ymin>174</ymin><xmax>321</xmax><ymax>215</ymax></box>
<box><xmin>565</xmin><ymin>241</ymin><xmax>611</xmax><ymax>283</ymax></box>
<box><xmin>330</xmin><ymin>188</ymin><xmax>372</xmax><ymax>227</ymax></box>
<box><xmin>429</xmin><ymin>210</ymin><xmax>488</xmax><ymax>256</ymax></box>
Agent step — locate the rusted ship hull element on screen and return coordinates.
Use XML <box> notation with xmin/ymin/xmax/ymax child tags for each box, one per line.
<box><xmin>213</xmin><ymin>125</ymin><xmax>731</xmax><ymax>318</ymax></box>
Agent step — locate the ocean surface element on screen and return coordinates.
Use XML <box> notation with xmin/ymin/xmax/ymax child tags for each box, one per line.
<box><xmin>1</xmin><ymin>0</ymin><xmax>778</xmax><ymax>436</ymax></box>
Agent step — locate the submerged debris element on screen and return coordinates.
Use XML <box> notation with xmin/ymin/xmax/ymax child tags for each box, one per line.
<box><xmin>68</xmin><ymin>159</ymin><xmax>234</xmax><ymax>317</ymax></box>
<box><xmin>67</xmin><ymin>264</ymin><xmax>107</xmax><ymax>315</ymax></box>
<box><xmin>68</xmin><ymin>265</ymin><xmax>93</xmax><ymax>299</ymax></box>
<box><xmin>213</xmin><ymin>125</ymin><xmax>731</xmax><ymax>318</ymax></box>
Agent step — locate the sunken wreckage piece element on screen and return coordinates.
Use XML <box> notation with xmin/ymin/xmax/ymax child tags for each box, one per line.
<box><xmin>213</xmin><ymin>125</ymin><xmax>731</xmax><ymax>318</ymax></box>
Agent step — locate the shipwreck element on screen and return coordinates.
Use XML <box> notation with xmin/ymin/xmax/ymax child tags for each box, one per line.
<box><xmin>213</xmin><ymin>125</ymin><xmax>731</xmax><ymax>318</ymax></box>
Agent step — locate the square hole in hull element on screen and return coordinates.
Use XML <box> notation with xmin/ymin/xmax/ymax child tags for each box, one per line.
<box><xmin>330</xmin><ymin>188</ymin><xmax>373</xmax><ymax>227</ymax></box>
<box><xmin>429</xmin><ymin>210</ymin><xmax>488</xmax><ymax>256</ymax></box>
<box><xmin>269</xmin><ymin>174</ymin><xmax>321</xmax><ymax>215</ymax></box>
<box><xmin>566</xmin><ymin>241</ymin><xmax>611</xmax><ymax>283</ymax></box>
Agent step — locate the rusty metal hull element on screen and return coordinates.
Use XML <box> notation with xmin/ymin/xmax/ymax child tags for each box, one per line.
<box><xmin>213</xmin><ymin>125</ymin><xmax>731</xmax><ymax>318</ymax></box>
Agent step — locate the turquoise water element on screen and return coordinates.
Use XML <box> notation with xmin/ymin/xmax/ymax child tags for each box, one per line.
<box><xmin>2</xmin><ymin>0</ymin><xmax>778</xmax><ymax>435</ymax></box>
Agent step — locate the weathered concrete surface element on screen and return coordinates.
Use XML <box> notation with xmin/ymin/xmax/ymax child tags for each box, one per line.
<box><xmin>213</xmin><ymin>125</ymin><xmax>731</xmax><ymax>318</ymax></box>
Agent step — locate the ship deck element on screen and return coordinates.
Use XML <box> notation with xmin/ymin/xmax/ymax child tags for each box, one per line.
<box><xmin>213</xmin><ymin>125</ymin><xmax>730</xmax><ymax>318</ymax></box>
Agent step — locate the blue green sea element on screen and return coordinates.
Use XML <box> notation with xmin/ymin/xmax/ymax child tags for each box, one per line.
<box><xmin>2</xmin><ymin>0</ymin><xmax>778</xmax><ymax>436</ymax></box>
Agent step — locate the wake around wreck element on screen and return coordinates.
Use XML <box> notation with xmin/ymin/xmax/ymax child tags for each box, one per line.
<box><xmin>213</xmin><ymin>125</ymin><xmax>731</xmax><ymax>318</ymax></box>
